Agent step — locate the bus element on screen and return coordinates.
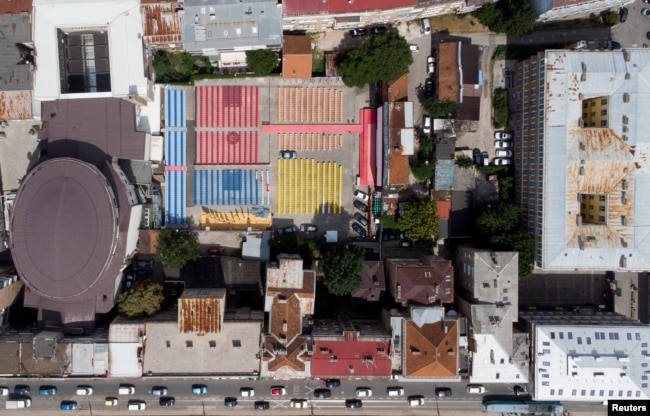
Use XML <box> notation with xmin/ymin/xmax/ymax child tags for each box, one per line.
<box><xmin>483</xmin><ymin>400</ymin><xmax>563</xmax><ymax>415</ymax></box>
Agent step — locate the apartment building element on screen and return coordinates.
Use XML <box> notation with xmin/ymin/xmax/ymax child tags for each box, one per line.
<box><xmin>513</xmin><ymin>49</ymin><xmax>650</xmax><ymax>270</ymax></box>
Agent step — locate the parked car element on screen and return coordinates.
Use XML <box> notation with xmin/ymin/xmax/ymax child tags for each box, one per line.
<box><xmin>494</xmin><ymin>158</ymin><xmax>512</xmax><ymax>166</ymax></box>
<box><xmin>191</xmin><ymin>384</ymin><xmax>208</xmax><ymax>395</ymax></box>
<box><xmin>620</xmin><ymin>7</ymin><xmax>628</xmax><ymax>22</ymax></box>
<box><xmin>151</xmin><ymin>386</ymin><xmax>168</xmax><ymax>396</ymax></box>
<box><xmin>352</xmin><ymin>222</ymin><xmax>367</xmax><ymax>238</ymax></box>
<box><xmin>424</xmin><ymin>78</ymin><xmax>434</xmax><ymax>97</ymax></box>
<box><xmin>39</xmin><ymin>385</ymin><xmax>57</xmax><ymax>396</ymax></box>
<box><xmin>423</xmin><ymin>115</ymin><xmax>432</xmax><ymax>134</ymax></box>
<box><xmin>369</xmin><ymin>26</ymin><xmax>387</xmax><ymax>35</ymax></box>
<box><xmin>240</xmin><ymin>387</ymin><xmax>254</xmax><ymax>397</ymax></box>
<box><xmin>495</xmin><ymin>149</ymin><xmax>513</xmax><ymax>158</ymax></box>
<box><xmin>299</xmin><ymin>224</ymin><xmax>317</xmax><ymax>232</ymax></box>
<box><xmin>159</xmin><ymin>397</ymin><xmax>175</xmax><ymax>406</ymax></box>
<box><xmin>271</xmin><ymin>386</ymin><xmax>287</xmax><ymax>396</ymax></box>
<box><xmin>473</xmin><ymin>148</ymin><xmax>482</xmax><ymax>165</ymax></box>
<box><xmin>422</xmin><ymin>18</ymin><xmax>431</xmax><ymax>34</ymax></box>
<box><xmin>407</xmin><ymin>395</ymin><xmax>425</xmax><ymax>406</ymax></box>
<box><xmin>14</xmin><ymin>385</ymin><xmax>30</xmax><ymax>395</ymax></box>
<box><xmin>0</xmin><ymin>387</ymin><xmax>9</xmax><ymax>396</ymax></box>
<box><xmin>345</xmin><ymin>399</ymin><xmax>362</xmax><ymax>408</ymax></box>
<box><xmin>513</xmin><ymin>385</ymin><xmax>527</xmax><ymax>396</ymax></box>
<box><xmin>254</xmin><ymin>401</ymin><xmax>270</xmax><ymax>410</ymax></box>
<box><xmin>494</xmin><ymin>140</ymin><xmax>512</xmax><ymax>149</ymax></box>
<box><xmin>353</xmin><ymin>212</ymin><xmax>368</xmax><ymax>227</ymax></box>
<box><xmin>279</xmin><ymin>150</ymin><xmax>298</xmax><ymax>159</ymax></box>
<box><xmin>105</xmin><ymin>397</ymin><xmax>118</xmax><ymax>406</ymax></box>
<box><xmin>314</xmin><ymin>388</ymin><xmax>331</xmax><ymax>398</ymax></box>
<box><xmin>60</xmin><ymin>401</ymin><xmax>78</xmax><ymax>410</ymax></box>
<box><xmin>124</xmin><ymin>274</ymin><xmax>135</xmax><ymax>288</ymax></box>
<box><xmin>353</xmin><ymin>200</ymin><xmax>368</xmax><ymax>212</ymax></box>
<box><xmin>355</xmin><ymin>387</ymin><xmax>372</xmax><ymax>397</ymax></box>
<box><xmin>119</xmin><ymin>384</ymin><xmax>136</xmax><ymax>395</ymax></box>
<box><xmin>494</xmin><ymin>131</ymin><xmax>512</xmax><ymax>140</ymax></box>
<box><xmin>290</xmin><ymin>399</ymin><xmax>308</xmax><ymax>408</ymax></box>
<box><xmin>224</xmin><ymin>397</ymin><xmax>238</xmax><ymax>407</ymax></box>
<box><xmin>435</xmin><ymin>387</ymin><xmax>452</xmax><ymax>397</ymax></box>
<box><xmin>409</xmin><ymin>44</ymin><xmax>419</xmax><ymax>53</ymax></box>
<box><xmin>466</xmin><ymin>384</ymin><xmax>485</xmax><ymax>394</ymax></box>
<box><xmin>481</xmin><ymin>151</ymin><xmax>489</xmax><ymax>166</ymax></box>
<box><xmin>135</xmin><ymin>259</ymin><xmax>153</xmax><ymax>268</ymax></box>
<box><xmin>387</xmin><ymin>386</ymin><xmax>404</xmax><ymax>396</ymax></box>
<box><xmin>277</xmin><ymin>225</ymin><xmax>297</xmax><ymax>235</ymax></box>
<box><xmin>349</xmin><ymin>28</ymin><xmax>367</xmax><ymax>37</ymax></box>
<box><xmin>353</xmin><ymin>190</ymin><xmax>369</xmax><ymax>201</ymax></box>
<box><xmin>325</xmin><ymin>379</ymin><xmax>341</xmax><ymax>388</ymax></box>
<box><xmin>76</xmin><ymin>385</ymin><xmax>93</xmax><ymax>396</ymax></box>
<box><xmin>643</xmin><ymin>7</ymin><xmax>650</xmax><ymax>18</ymax></box>
<box><xmin>427</xmin><ymin>56</ymin><xmax>435</xmax><ymax>74</ymax></box>
<box><xmin>208</xmin><ymin>246</ymin><xmax>224</xmax><ymax>256</ymax></box>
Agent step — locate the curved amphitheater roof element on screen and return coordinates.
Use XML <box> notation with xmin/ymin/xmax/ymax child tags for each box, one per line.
<box><xmin>10</xmin><ymin>158</ymin><xmax>119</xmax><ymax>300</ymax></box>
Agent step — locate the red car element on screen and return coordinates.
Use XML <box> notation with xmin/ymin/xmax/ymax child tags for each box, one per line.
<box><xmin>270</xmin><ymin>386</ymin><xmax>286</xmax><ymax>396</ymax></box>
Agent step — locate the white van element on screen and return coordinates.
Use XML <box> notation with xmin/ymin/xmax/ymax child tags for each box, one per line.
<box><xmin>387</xmin><ymin>386</ymin><xmax>404</xmax><ymax>396</ymax></box>
<box><xmin>6</xmin><ymin>398</ymin><xmax>31</xmax><ymax>409</ymax></box>
<box><xmin>422</xmin><ymin>18</ymin><xmax>431</xmax><ymax>34</ymax></box>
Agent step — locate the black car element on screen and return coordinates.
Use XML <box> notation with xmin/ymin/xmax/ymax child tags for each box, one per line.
<box><xmin>349</xmin><ymin>28</ymin><xmax>367</xmax><ymax>37</ymax></box>
<box><xmin>435</xmin><ymin>387</ymin><xmax>452</xmax><ymax>397</ymax></box>
<box><xmin>424</xmin><ymin>78</ymin><xmax>434</xmax><ymax>97</ymax></box>
<box><xmin>277</xmin><ymin>225</ymin><xmax>298</xmax><ymax>235</ymax></box>
<box><xmin>224</xmin><ymin>397</ymin><xmax>238</xmax><ymax>407</ymax></box>
<box><xmin>369</xmin><ymin>26</ymin><xmax>387</xmax><ymax>35</ymax></box>
<box><xmin>353</xmin><ymin>212</ymin><xmax>368</xmax><ymax>227</ymax></box>
<box><xmin>325</xmin><ymin>379</ymin><xmax>341</xmax><ymax>388</ymax></box>
<box><xmin>14</xmin><ymin>384</ymin><xmax>30</xmax><ymax>395</ymax></box>
<box><xmin>345</xmin><ymin>399</ymin><xmax>362</xmax><ymax>408</ymax></box>
<box><xmin>159</xmin><ymin>397</ymin><xmax>175</xmax><ymax>406</ymax></box>
<box><xmin>620</xmin><ymin>7</ymin><xmax>628</xmax><ymax>22</ymax></box>
<box><xmin>314</xmin><ymin>388</ymin><xmax>331</xmax><ymax>398</ymax></box>
<box><xmin>353</xmin><ymin>200</ymin><xmax>368</xmax><ymax>212</ymax></box>
<box><xmin>352</xmin><ymin>222</ymin><xmax>367</xmax><ymax>238</ymax></box>
<box><xmin>254</xmin><ymin>400</ymin><xmax>270</xmax><ymax>410</ymax></box>
<box><xmin>473</xmin><ymin>148</ymin><xmax>482</xmax><ymax>165</ymax></box>
<box><xmin>513</xmin><ymin>385</ymin><xmax>527</xmax><ymax>396</ymax></box>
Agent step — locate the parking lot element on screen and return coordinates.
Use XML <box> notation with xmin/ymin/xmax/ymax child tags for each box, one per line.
<box><xmin>612</xmin><ymin>0</ymin><xmax>650</xmax><ymax>48</ymax></box>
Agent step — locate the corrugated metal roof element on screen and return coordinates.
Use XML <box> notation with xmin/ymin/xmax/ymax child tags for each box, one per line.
<box><xmin>179</xmin><ymin>289</ymin><xmax>225</xmax><ymax>333</ymax></box>
<box><xmin>141</xmin><ymin>3</ymin><xmax>183</xmax><ymax>45</ymax></box>
<box><xmin>434</xmin><ymin>160</ymin><xmax>454</xmax><ymax>190</ymax></box>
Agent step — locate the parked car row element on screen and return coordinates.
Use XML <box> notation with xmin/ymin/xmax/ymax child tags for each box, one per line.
<box><xmin>348</xmin><ymin>26</ymin><xmax>388</xmax><ymax>37</ymax></box>
<box><xmin>493</xmin><ymin>130</ymin><xmax>513</xmax><ymax>166</ymax></box>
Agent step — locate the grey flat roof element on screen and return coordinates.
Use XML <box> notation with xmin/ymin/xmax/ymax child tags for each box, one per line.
<box><xmin>0</xmin><ymin>14</ymin><xmax>32</xmax><ymax>91</ymax></box>
<box><xmin>181</xmin><ymin>0</ymin><xmax>282</xmax><ymax>54</ymax></box>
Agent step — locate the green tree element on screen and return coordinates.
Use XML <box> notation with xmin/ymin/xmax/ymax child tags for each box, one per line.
<box><xmin>474</xmin><ymin>202</ymin><xmax>520</xmax><ymax>241</ymax></box>
<box><xmin>118</xmin><ymin>283</ymin><xmax>165</xmax><ymax>318</ymax></box>
<box><xmin>155</xmin><ymin>228</ymin><xmax>200</xmax><ymax>268</ymax></box>
<box><xmin>499</xmin><ymin>175</ymin><xmax>514</xmax><ymax>201</ymax></box>
<box><xmin>456</xmin><ymin>156</ymin><xmax>474</xmax><ymax>169</ymax></box>
<box><xmin>337</xmin><ymin>33</ymin><xmax>413</xmax><ymax>88</ymax></box>
<box><xmin>153</xmin><ymin>51</ymin><xmax>211</xmax><ymax>83</ymax></box>
<box><xmin>246</xmin><ymin>49</ymin><xmax>278</xmax><ymax>76</ymax></box>
<box><xmin>508</xmin><ymin>231</ymin><xmax>534</xmax><ymax>278</ymax></box>
<box><xmin>423</xmin><ymin>97</ymin><xmax>458</xmax><ymax>118</ymax></box>
<box><xmin>603</xmin><ymin>11</ymin><xmax>620</xmax><ymax>26</ymax></box>
<box><xmin>410</xmin><ymin>153</ymin><xmax>435</xmax><ymax>182</ymax></box>
<box><xmin>492</xmin><ymin>88</ymin><xmax>509</xmax><ymax>128</ymax></box>
<box><xmin>474</xmin><ymin>0</ymin><xmax>537</xmax><ymax>38</ymax></box>
<box><xmin>398</xmin><ymin>199</ymin><xmax>440</xmax><ymax>242</ymax></box>
<box><xmin>321</xmin><ymin>244</ymin><xmax>365</xmax><ymax>296</ymax></box>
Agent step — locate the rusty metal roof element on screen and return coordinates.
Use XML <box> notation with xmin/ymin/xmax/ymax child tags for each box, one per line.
<box><xmin>437</xmin><ymin>42</ymin><xmax>459</xmax><ymax>103</ymax></box>
<box><xmin>141</xmin><ymin>3</ymin><xmax>182</xmax><ymax>45</ymax></box>
<box><xmin>0</xmin><ymin>91</ymin><xmax>31</xmax><ymax>119</ymax></box>
<box><xmin>179</xmin><ymin>289</ymin><xmax>225</xmax><ymax>333</ymax></box>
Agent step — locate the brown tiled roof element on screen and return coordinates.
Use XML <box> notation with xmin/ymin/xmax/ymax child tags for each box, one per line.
<box><xmin>141</xmin><ymin>3</ymin><xmax>182</xmax><ymax>45</ymax></box>
<box><xmin>388</xmin><ymin>73</ymin><xmax>408</xmax><ymax>102</ymax></box>
<box><xmin>0</xmin><ymin>0</ymin><xmax>31</xmax><ymax>15</ymax></box>
<box><xmin>178</xmin><ymin>289</ymin><xmax>225</xmax><ymax>333</ymax></box>
<box><xmin>269</xmin><ymin>294</ymin><xmax>303</xmax><ymax>343</ymax></box>
<box><xmin>404</xmin><ymin>320</ymin><xmax>458</xmax><ymax>377</ymax></box>
<box><xmin>388</xmin><ymin>154</ymin><xmax>409</xmax><ymax>186</ymax></box>
<box><xmin>0</xmin><ymin>91</ymin><xmax>31</xmax><ymax>120</ymax></box>
<box><xmin>437</xmin><ymin>42</ymin><xmax>460</xmax><ymax>103</ymax></box>
<box><xmin>387</xmin><ymin>256</ymin><xmax>454</xmax><ymax>305</ymax></box>
<box><xmin>264</xmin><ymin>335</ymin><xmax>308</xmax><ymax>373</ymax></box>
<box><xmin>351</xmin><ymin>261</ymin><xmax>385</xmax><ymax>301</ymax></box>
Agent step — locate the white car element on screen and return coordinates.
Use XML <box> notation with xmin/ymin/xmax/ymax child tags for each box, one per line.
<box><xmin>409</xmin><ymin>44</ymin><xmax>419</xmax><ymax>52</ymax></box>
<box><xmin>427</xmin><ymin>56</ymin><xmax>435</xmax><ymax>74</ymax></box>
<box><xmin>423</xmin><ymin>115</ymin><xmax>432</xmax><ymax>134</ymax></box>
<box><xmin>466</xmin><ymin>385</ymin><xmax>485</xmax><ymax>394</ymax></box>
<box><xmin>240</xmin><ymin>387</ymin><xmax>254</xmax><ymax>397</ymax></box>
<box><xmin>495</xmin><ymin>149</ymin><xmax>512</xmax><ymax>158</ymax></box>
<box><xmin>353</xmin><ymin>190</ymin><xmax>369</xmax><ymax>202</ymax></box>
<box><xmin>494</xmin><ymin>140</ymin><xmax>512</xmax><ymax>149</ymax></box>
<box><xmin>494</xmin><ymin>131</ymin><xmax>512</xmax><ymax>140</ymax></box>
<box><xmin>76</xmin><ymin>386</ymin><xmax>93</xmax><ymax>396</ymax></box>
<box><xmin>290</xmin><ymin>399</ymin><xmax>308</xmax><ymax>408</ymax></box>
<box><xmin>494</xmin><ymin>158</ymin><xmax>512</xmax><ymax>166</ymax></box>
<box><xmin>151</xmin><ymin>386</ymin><xmax>167</xmax><ymax>396</ymax></box>
<box><xmin>355</xmin><ymin>387</ymin><xmax>372</xmax><ymax>397</ymax></box>
<box><xmin>407</xmin><ymin>395</ymin><xmax>425</xmax><ymax>406</ymax></box>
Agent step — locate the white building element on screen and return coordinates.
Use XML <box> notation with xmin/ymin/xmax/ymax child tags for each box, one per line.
<box><xmin>32</xmin><ymin>0</ymin><xmax>149</xmax><ymax>101</ymax></box>
<box><xmin>530</xmin><ymin>0</ymin><xmax>630</xmax><ymax>22</ymax></box>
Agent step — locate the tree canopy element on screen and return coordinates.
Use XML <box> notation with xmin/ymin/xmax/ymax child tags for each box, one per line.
<box><xmin>153</xmin><ymin>51</ymin><xmax>211</xmax><ymax>83</ymax></box>
<box><xmin>474</xmin><ymin>0</ymin><xmax>537</xmax><ymax>38</ymax></box>
<box><xmin>423</xmin><ymin>97</ymin><xmax>458</xmax><ymax>118</ymax></box>
<box><xmin>321</xmin><ymin>244</ymin><xmax>365</xmax><ymax>296</ymax></box>
<box><xmin>118</xmin><ymin>283</ymin><xmax>165</xmax><ymax>318</ymax></box>
<box><xmin>398</xmin><ymin>199</ymin><xmax>440</xmax><ymax>243</ymax></box>
<box><xmin>155</xmin><ymin>228</ymin><xmax>200</xmax><ymax>268</ymax></box>
<box><xmin>246</xmin><ymin>49</ymin><xmax>279</xmax><ymax>76</ymax></box>
<box><xmin>337</xmin><ymin>33</ymin><xmax>413</xmax><ymax>88</ymax></box>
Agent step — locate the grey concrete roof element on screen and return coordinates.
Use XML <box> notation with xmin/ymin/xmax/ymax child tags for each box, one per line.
<box><xmin>0</xmin><ymin>14</ymin><xmax>31</xmax><ymax>91</ymax></box>
<box><xmin>180</xmin><ymin>0</ymin><xmax>282</xmax><ymax>54</ymax></box>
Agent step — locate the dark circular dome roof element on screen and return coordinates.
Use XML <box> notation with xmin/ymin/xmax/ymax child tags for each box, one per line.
<box><xmin>11</xmin><ymin>158</ymin><xmax>119</xmax><ymax>300</ymax></box>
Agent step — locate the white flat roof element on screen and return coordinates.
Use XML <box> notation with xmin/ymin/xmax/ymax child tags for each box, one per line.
<box><xmin>33</xmin><ymin>0</ymin><xmax>148</xmax><ymax>100</ymax></box>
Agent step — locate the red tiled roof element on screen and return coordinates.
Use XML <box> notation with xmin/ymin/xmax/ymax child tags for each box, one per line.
<box><xmin>387</xmin><ymin>256</ymin><xmax>454</xmax><ymax>305</ymax></box>
<box><xmin>437</xmin><ymin>201</ymin><xmax>452</xmax><ymax>220</ymax></box>
<box><xmin>359</xmin><ymin>108</ymin><xmax>377</xmax><ymax>186</ymax></box>
<box><xmin>264</xmin><ymin>335</ymin><xmax>309</xmax><ymax>374</ymax></box>
<box><xmin>328</xmin><ymin>0</ymin><xmax>415</xmax><ymax>14</ymax></box>
<box><xmin>282</xmin><ymin>0</ymin><xmax>327</xmax><ymax>15</ymax></box>
<box><xmin>311</xmin><ymin>340</ymin><xmax>391</xmax><ymax>378</ymax></box>
<box><xmin>0</xmin><ymin>0</ymin><xmax>31</xmax><ymax>15</ymax></box>
<box><xmin>283</xmin><ymin>36</ymin><xmax>312</xmax><ymax>79</ymax></box>
<box><xmin>269</xmin><ymin>294</ymin><xmax>303</xmax><ymax>343</ymax></box>
<box><xmin>404</xmin><ymin>320</ymin><xmax>458</xmax><ymax>377</ymax></box>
